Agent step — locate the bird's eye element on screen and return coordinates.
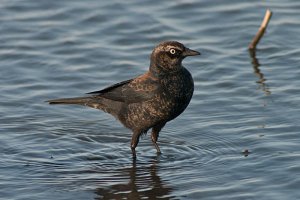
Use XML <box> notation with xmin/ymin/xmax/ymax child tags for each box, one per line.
<box><xmin>170</xmin><ymin>49</ymin><xmax>176</xmax><ymax>54</ymax></box>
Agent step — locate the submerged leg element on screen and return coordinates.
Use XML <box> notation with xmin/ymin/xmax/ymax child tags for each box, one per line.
<box><xmin>131</xmin><ymin>131</ymin><xmax>141</xmax><ymax>159</ymax></box>
<box><xmin>151</xmin><ymin>123</ymin><xmax>166</xmax><ymax>154</ymax></box>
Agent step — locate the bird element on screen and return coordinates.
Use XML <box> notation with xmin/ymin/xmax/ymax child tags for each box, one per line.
<box><xmin>47</xmin><ymin>41</ymin><xmax>200</xmax><ymax>158</ymax></box>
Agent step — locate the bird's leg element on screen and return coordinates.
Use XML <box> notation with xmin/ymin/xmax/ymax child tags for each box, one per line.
<box><xmin>151</xmin><ymin>123</ymin><xmax>165</xmax><ymax>154</ymax></box>
<box><xmin>131</xmin><ymin>131</ymin><xmax>141</xmax><ymax>159</ymax></box>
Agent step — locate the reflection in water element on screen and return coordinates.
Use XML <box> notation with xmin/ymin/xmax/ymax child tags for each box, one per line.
<box><xmin>249</xmin><ymin>49</ymin><xmax>271</xmax><ymax>96</ymax></box>
<box><xmin>94</xmin><ymin>158</ymin><xmax>173</xmax><ymax>200</ymax></box>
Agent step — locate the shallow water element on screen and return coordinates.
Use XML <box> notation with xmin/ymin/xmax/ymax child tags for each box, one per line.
<box><xmin>1</xmin><ymin>0</ymin><xmax>300</xmax><ymax>199</ymax></box>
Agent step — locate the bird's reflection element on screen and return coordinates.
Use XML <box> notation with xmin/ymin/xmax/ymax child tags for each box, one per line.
<box><xmin>249</xmin><ymin>49</ymin><xmax>271</xmax><ymax>96</ymax></box>
<box><xmin>94</xmin><ymin>157</ymin><xmax>173</xmax><ymax>200</ymax></box>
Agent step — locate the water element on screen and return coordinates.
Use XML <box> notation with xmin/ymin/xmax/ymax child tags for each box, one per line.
<box><xmin>1</xmin><ymin>0</ymin><xmax>300</xmax><ymax>199</ymax></box>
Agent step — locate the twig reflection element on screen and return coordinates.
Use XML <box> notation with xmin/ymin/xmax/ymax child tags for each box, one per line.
<box><xmin>249</xmin><ymin>49</ymin><xmax>271</xmax><ymax>96</ymax></box>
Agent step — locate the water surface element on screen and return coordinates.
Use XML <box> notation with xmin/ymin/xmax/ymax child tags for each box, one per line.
<box><xmin>1</xmin><ymin>0</ymin><xmax>300</xmax><ymax>199</ymax></box>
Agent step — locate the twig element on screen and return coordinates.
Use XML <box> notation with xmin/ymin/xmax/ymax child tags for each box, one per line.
<box><xmin>248</xmin><ymin>9</ymin><xmax>272</xmax><ymax>96</ymax></box>
<box><xmin>248</xmin><ymin>9</ymin><xmax>272</xmax><ymax>50</ymax></box>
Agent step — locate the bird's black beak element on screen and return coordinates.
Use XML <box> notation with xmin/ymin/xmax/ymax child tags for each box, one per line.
<box><xmin>183</xmin><ymin>48</ymin><xmax>201</xmax><ymax>57</ymax></box>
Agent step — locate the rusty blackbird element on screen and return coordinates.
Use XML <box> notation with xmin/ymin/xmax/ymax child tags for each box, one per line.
<box><xmin>47</xmin><ymin>41</ymin><xmax>200</xmax><ymax>158</ymax></box>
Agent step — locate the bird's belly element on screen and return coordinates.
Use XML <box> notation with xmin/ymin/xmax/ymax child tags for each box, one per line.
<box><xmin>122</xmin><ymin>88</ymin><xmax>192</xmax><ymax>132</ymax></box>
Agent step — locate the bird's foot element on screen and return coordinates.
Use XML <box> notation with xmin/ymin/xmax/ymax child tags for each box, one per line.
<box><xmin>131</xmin><ymin>147</ymin><xmax>137</xmax><ymax>160</ymax></box>
<box><xmin>153</xmin><ymin>142</ymin><xmax>161</xmax><ymax>154</ymax></box>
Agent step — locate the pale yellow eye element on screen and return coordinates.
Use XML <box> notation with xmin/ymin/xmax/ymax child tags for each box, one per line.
<box><xmin>170</xmin><ymin>49</ymin><xmax>176</xmax><ymax>54</ymax></box>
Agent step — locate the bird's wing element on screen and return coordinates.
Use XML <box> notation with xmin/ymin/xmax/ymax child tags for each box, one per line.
<box><xmin>87</xmin><ymin>73</ymin><xmax>159</xmax><ymax>103</ymax></box>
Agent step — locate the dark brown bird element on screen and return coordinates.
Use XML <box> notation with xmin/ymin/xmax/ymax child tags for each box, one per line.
<box><xmin>47</xmin><ymin>41</ymin><xmax>200</xmax><ymax>158</ymax></box>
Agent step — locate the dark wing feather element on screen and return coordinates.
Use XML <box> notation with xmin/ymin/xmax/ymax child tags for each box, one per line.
<box><xmin>87</xmin><ymin>79</ymin><xmax>133</xmax><ymax>95</ymax></box>
<box><xmin>87</xmin><ymin>74</ymin><xmax>159</xmax><ymax>103</ymax></box>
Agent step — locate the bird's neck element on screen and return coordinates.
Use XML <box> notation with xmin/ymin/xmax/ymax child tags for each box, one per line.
<box><xmin>149</xmin><ymin>63</ymin><xmax>163</xmax><ymax>77</ymax></box>
<box><xmin>149</xmin><ymin>63</ymin><xmax>182</xmax><ymax>78</ymax></box>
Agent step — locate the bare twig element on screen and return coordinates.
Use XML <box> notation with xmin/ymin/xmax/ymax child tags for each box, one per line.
<box><xmin>248</xmin><ymin>9</ymin><xmax>273</xmax><ymax>96</ymax></box>
<box><xmin>248</xmin><ymin>9</ymin><xmax>272</xmax><ymax>50</ymax></box>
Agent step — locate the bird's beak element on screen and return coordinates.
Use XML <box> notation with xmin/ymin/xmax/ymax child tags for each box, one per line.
<box><xmin>183</xmin><ymin>48</ymin><xmax>201</xmax><ymax>57</ymax></box>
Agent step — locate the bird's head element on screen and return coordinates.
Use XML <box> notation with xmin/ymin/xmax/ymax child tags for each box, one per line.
<box><xmin>150</xmin><ymin>41</ymin><xmax>200</xmax><ymax>75</ymax></box>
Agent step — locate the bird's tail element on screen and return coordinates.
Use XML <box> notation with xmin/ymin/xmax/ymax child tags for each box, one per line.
<box><xmin>47</xmin><ymin>97</ymin><xmax>92</xmax><ymax>105</ymax></box>
<box><xmin>47</xmin><ymin>96</ymin><xmax>122</xmax><ymax>118</ymax></box>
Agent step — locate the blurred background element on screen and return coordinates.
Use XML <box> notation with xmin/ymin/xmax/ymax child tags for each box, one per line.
<box><xmin>1</xmin><ymin>0</ymin><xmax>300</xmax><ymax>199</ymax></box>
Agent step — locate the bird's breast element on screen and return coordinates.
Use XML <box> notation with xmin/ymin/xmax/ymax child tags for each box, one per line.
<box><xmin>121</xmin><ymin>68</ymin><xmax>194</xmax><ymax>132</ymax></box>
<box><xmin>155</xmin><ymin>68</ymin><xmax>194</xmax><ymax>118</ymax></box>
